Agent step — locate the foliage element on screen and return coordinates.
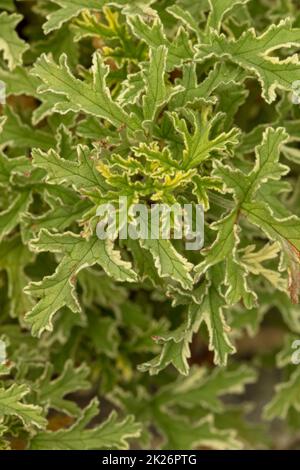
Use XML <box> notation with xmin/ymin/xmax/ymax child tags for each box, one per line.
<box><xmin>1</xmin><ymin>0</ymin><xmax>300</xmax><ymax>450</ymax></box>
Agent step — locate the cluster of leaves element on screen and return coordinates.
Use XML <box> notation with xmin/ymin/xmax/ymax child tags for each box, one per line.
<box><xmin>1</xmin><ymin>0</ymin><xmax>300</xmax><ymax>450</ymax></box>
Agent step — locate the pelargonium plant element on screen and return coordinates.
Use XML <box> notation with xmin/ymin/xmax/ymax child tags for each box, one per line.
<box><xmin>1</xmin><ymin>0</ymin><xmax>300</xmax><ymax>451</ymax></box>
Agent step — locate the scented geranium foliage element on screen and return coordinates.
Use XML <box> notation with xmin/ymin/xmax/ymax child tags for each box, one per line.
<box><xmin>1</xmin><ymin>0</ymin><xmax>300</xmax><ymax>450</ymax></box>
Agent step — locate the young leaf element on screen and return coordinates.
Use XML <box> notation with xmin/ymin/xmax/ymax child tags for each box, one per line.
<box><xmin>170</xmin><ymin>110</ymin><xmax>240</xmax><ymax>170</ymax></box>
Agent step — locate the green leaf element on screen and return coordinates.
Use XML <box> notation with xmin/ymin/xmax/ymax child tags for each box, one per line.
<box><xmin>2</xmin><ymin>0</ymin><xmax>300</xmax><ymax>451</ymax></box>
<box><xmin>167</xmin><ymin>5</ymin><xmax>201</xmax><ymax>38</ymax></box>
<box><xmin>140</xmin><ymin>237</ymin><xmax>194</xmax><ymax>291</ymax></box>
<box><xmin>129</xmin><ymin>15</ymin><xmax>194</xmax><ymax>70</ymax></box>
<box><xmin>25</xmin><ymin>230</ymin><xmax>137</xmax><ymax>336</ymax></box>
<box><xmin>0</xmin><ymin>384</ymin><xmax>46</xmax><ymax>430</ymax></box>
<box><xmin>169</xmin><ymin>110</ymin><xmax>240</xmax><ymax>170</ymax></box>
<box><xmin>195</xmin><ymin>209</ymin><xmax>238</xmax><ymax>275</ymax></box>
<box><xmin>30</xmin><ymin>398</ymin><xmax>141</xmax><ymax>450</ymax></box>
<box><xmin>197</xmin><ymin>19</ymin><xmax>300</xmax><ymax>103</ymax></box>
<box><xmin>140</xmin><ymin>266</ymin><xmax>235</xmax><ymax>374</ymax></box>
<box><xmin>192</xmin><ymin>175</ymin><xmax>223</xmax><ymax>211</ymax></box>
<box><xmin>138</xmin><ymin>285</ymin><xmax>206</xmax><ymax>375</ymax></box>
<box><xmin>155</xmin><ymin>412</ymin><xmax>242</xmax><ymax>450</ymax></box>
<box><xmin>242</xmin><ymin>201</ymin><xmax>300</xmax><ymax>255</ymax></box>
<box><xmin>0</xmin><ymin>191</ymin><xmax>32</xmax><ymax>242</ymax></box>
<box><xmin>202</xmin><ymin>127</ymin><xmax>292</xmax><ymax>277</ymax></box>
<box><xmin>32</xmin><ymin>145</ymin><xmax>106</xmax><ymax>192</ymax></box>
<box><xmin>225</xmin><ymin>254</ymin><xmax>257</xmax><ymax>309</ymax></box>
<box><xmin>240</xmin><ymin>242</ymin><xmax>287</xmax><ymax>291</ymax></box>
<box><xmin>169</xmin><ymin>62</ymin><xmax>247</xmax><ymax>110</ymax></box>
<box><xmin>215</xmin><ymin>127</ymin><xmax>289</xmax><ymax>203</ymax></box>
<box><xmin>0</xmin><ymin>422</ymin><xmax>9</xmax><ymax>450</ymax></box>
<box><xmin>0</xmin><ymin>106</ymin><xmax>56</xmax><ymax>150</ymax></box>
<box><xmin>156</xmin><ymin>365</ymin><xmax>257</xmax><ymax>413</ymax></box>
<box><xmin>0</xmin><ymin>152</ymin><xmax>30</xmax><ymax>186</ymax></box>
<box><xmin>264</xmin><ymin>368</ymin><xmax>300</xmax><ymax>420</ymax></box>
<box><xmin>0</xmin><ymin>12</ymin><xmax>29</xmax><ymax>70</ymax></box>
<box><xmin>243</xmin><ymin>127</ymin><xmax>289</xmax><ymax>201</ymax></box>
<box><xmin>32</xmin><ymin>52</ymin><xmax>137</xmax><ymax>132</ymax></box>
<box><xmin>207</xmin><ymin>0</ymin><xmax>250</xmax><ymax>32</ymax></box>
<box><xmin>0</xmin><ymin>66</ymin><xmax>39</xmax><ymax>97</ymax></box>
<box><xmin>200</xmin><ymin>267</ymin><xmax>236</xmax><ymax>366</ymax></box>
<box><xmin>125</xmin><ymin>238</ymin><xmax>163</xmax><ymax>286</ymax></box>
<box><xmin>22</xmin><ymin>193</ymin><xmax>90</xmax><ymax>240</ymax></box>
<box><xmin>36</xmin><ymin>360</ymin><xmax>90</xmax><ymax>416</ymax></box>
<box><xmin>0</xmin><ymin>236</ymin><xmax>34</xmax><ymax>318</ymax></box>
<box><xmin>142</xmin><ymin>46</ymin><xmax>168</xmax><ymax>122</ymax></box>
<box><xmin>34</xmin><ymin>25</ymin><xmax>79</xmax><ymax>67</ymax></box>
<box><xmin>0</xmin><ymin>0</ymin><xmax>15</xmax><ymax>12</ymax></box>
